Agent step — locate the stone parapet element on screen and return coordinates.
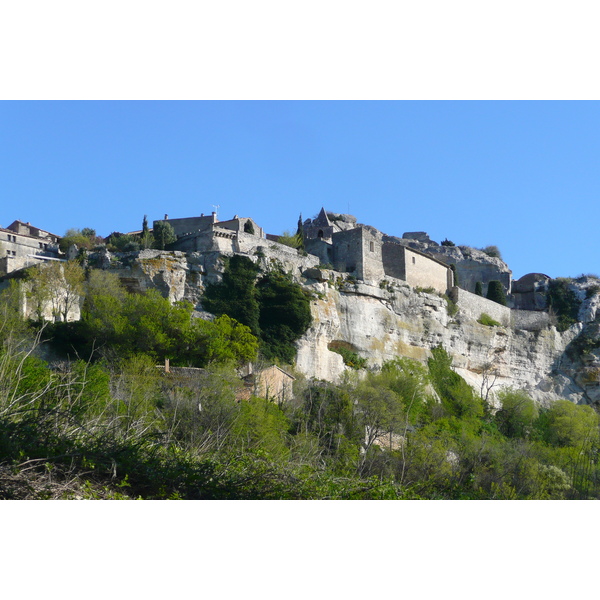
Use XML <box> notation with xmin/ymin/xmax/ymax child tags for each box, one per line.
<box><xmin>450</xmin><ymin>286</ymin><xmax>511</xmax><ymax>326</ymax></box>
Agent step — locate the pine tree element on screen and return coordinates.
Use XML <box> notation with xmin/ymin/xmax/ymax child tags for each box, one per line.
<box><xmin>475</xmin><ymin>281</ymin><xmax>483</xmax><ymax>296</ymax></box>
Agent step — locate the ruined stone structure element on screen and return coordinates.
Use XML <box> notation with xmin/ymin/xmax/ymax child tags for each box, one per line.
<box><xmin>511</xmin><ymin>273</ymin><xmax>550</xmax><ymax>311</ymax></box>
<box><xmin>154</xmin><ymin>212</ymin><xmax>265</xmax><ymax>255</ymax></box>
<box><xmin>0</xmin><ymin>220</ymin><xmax>61</xmax><ymax>276</ymax></box>
<box><xmin>303</xmin><ymin>208</ymin><xmax>453</xmax><ymax>293</ymax></box>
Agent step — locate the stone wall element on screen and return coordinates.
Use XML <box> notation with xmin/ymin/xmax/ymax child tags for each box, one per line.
<box><xmin>360</xmin><ymin>228</ymin><xmax>386</xmax><ymax>284</ymax></box>
<box><xmin>304</xmin><ymin>238</ymin><xmax>334</xmax><ymax>266</ymax></box>
<box><xmin>331</xmin><ymin>228</ymin><xmax>363</xmax><ymax>275</ymax></box>
<box><xmin>402</xmin><ymin>247</ymin><xmax>451</xmax><ymax>294</ymax></box>
<box><xmin>512</xmin><ymin>309</ymin><xmax>551</xmax><ymax>331</ymax></box>
<box><xmin>450</xmin><ymin>287</ymin><xmax>512</xmax><ymax>326</ymax></box>
<box><xmin>218</xmin><ymin>217</ymin><xmax>264</xmax><ymax>238</ymax></box>
<box><xmin>155</xmin><ymin>214</ymin><xmax>215</xmax><ymax>237</ymax></box>
<box><xmin>418</xmin><ymin>245</ymin><xmax>512</xmax><ymax>294</ymax></box>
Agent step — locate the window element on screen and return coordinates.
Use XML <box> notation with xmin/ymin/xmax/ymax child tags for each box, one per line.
<box><xmin>412</xmin><ymin>256</ymin><xmax>416</xmax><ymax>264</ymax></box>
<box><xmin>370</xmin><ymin>241</ymin><xmax>374</xmax><ymax>252</ymax></box>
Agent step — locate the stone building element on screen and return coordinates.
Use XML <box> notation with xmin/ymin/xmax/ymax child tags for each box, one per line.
<box><xmin>154</xmin><ymin>212</ymin><xmax>265</xmax><ymax>254</ymax></box>
<box><xmin>240</xmin><ymin>365</ymin><xmax>296</xmax><ymax>403</ymax></box>
<box><xmin>0</xmin><ymin>220</ymin><xmax>62</xmax><ymax>276</ymax></box>
<box><xmin>303</xmin><ymin>209</ymin><xmax>453</xmax><ymax>293</ymax></box>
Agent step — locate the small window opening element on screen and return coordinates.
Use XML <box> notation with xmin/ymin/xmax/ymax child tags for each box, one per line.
<box><xmin>370</xmin><ymin>241</ymin><xmax>374</xmax><ymax>252</ymax></box>
<box><xmin>318</xmin><ymin>230</ymin><xmax>324</xmax><ymax>239</ymax></box>
<box><xmin>412</xmin><ymin>256</ymin><xmax>416</xmax><ymax>264</ymax></box>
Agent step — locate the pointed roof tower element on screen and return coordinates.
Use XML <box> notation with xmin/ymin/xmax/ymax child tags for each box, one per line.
<box><xmin>302</xmin><ymin>208</ymin><xmax>334</xmax><ymax>243</ymax></box>
<box><xmin>312</xmin><ymin>207</ymin><xmax>332</xmax><ymax>228</ymax></box>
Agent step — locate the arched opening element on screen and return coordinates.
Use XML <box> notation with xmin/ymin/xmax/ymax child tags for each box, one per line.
<box><xmin>318</xmin><ymin>229</ymin><xmax>324</xmax><ymax>239</ymax></box>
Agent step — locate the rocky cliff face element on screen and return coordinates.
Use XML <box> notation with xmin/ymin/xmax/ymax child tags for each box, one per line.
<box><xmin>295</xmin><ymin>276</ymin><xmax>586</xmax><ymax>407</ymax></box>
<box><xmin>95</xmin><ymin>246</ymin><xmax>600</xmax><ymax>408</ymax></box>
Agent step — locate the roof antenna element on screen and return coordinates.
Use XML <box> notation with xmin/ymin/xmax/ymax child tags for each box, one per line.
<box><xmin>212</xmin><ymin>204</ymin><xmax>220</xmax><ymax>220</ymax></box>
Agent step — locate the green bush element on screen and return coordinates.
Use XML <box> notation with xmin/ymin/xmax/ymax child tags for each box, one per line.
<box><xmin>478</xmin><ymin>313</ymin><xmax>501</xmax><ymax>327</ymax></box>
<box><xmin>428</xmin><ymin>346</ymin><xmax>483</xmax><ymax>419</ymax></box>
<box><xmin>329</xmin><ymin>346</ymin><xmax>367</xmax><ymax>370</ymax></box>
<box><xmin>443</xmin><ymin>294</ymin><xmax>459</xmax><ymax>317</ymax></box>
<box><xmin>474</xmin><ymin>281</ymin><xmax>483</xmax><ymax>296</ymax></box>
<box><xmin>547</xmin><ymin>278</ymin><xmax>581</xmax><ymax>332</ymax></box>
<box><xmin>481</xmin><ymin>245</ymin><xmax>502</xmax><ymax>259</ymax></box>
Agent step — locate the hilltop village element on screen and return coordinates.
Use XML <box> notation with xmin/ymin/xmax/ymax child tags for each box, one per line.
<box><xmin>4</xmin><ymin>208</ymin><xmax>600</xmax><ymax>500</ymax></box>
<box><xmin>1</xmin><ymin>207</ymin><xmax>551</xmax><ymax>318</ymax></box>
<box><xmin>2</xmin><ymin>208</ymin><xmax>599</xmax><ymax>407</ymax></box>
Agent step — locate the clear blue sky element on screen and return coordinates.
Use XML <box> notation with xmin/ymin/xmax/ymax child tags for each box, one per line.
<box><xmin>1</xmin><ymin>101</ymin><xmax>599</xmax><ymax>280</ymax></box>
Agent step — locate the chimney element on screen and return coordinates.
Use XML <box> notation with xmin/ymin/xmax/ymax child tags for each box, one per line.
<box><xmin>164</xmin><ymin>214</ymin><xmax>169</xmax><ymax>220</ymax></box>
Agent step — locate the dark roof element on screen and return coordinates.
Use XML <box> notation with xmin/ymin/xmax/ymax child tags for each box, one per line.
<box><xmin>312</xmin><ymin>207</ymin><xmax>332</xmax><ymax>227</ymax></box>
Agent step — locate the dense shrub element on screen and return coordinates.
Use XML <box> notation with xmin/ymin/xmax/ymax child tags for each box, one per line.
<box><xmin>486</xmin><ymin>280</ymin><xmax>508</xmax><ymax>306</ymax></box>
<box><xmin>481</xmin><ymin>245</ymin><xmax>502</xmax><ymax>259</ymax></box>
<box><xmin>202</xmin><ymin>256</ymin><xmax>312</xmax><ymax>363</ymax></box>
<box><xmin>547</xmin><ymin>278</ymin><xmax>581</xmax><ymax>332</ymax></box>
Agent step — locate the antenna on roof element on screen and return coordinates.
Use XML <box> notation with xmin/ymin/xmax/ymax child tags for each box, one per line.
<box><xmin>212</xmin><ymin>204</ymin><xmax>220</xmax><ymax>219</ymax></box>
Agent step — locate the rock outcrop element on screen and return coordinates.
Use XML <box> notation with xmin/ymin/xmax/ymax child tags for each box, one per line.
<box><xmin>87</xmin><ymin>241</ymin><xmax>600</xmax><ymax>409</ymax></box>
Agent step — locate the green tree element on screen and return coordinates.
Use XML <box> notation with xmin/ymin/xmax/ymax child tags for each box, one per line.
<box><xmin>59</xmin><ymin>228</ymin><xmax>102</xmax><ymax>252</ymax></box>
<box><xmin>450</xmin><ymin>263</ymin><xmax>459</xmax><ymax>287</ymax></box>
<box><xmin>277</xmin><ymin>230</ymin><xmax>303</xmax><ymax>249</ymax></box>
<box><xmin>152</xmin><ymin>220</ymin><xmax>177</xmax><ymax>250</ymax></box>
<box><xmin>494</xmin><ymin>388</ymin><xmax>538</xmax><ymax>438</ymax></box>
<box><xmin>257</xmin><ymin>269</ymin><xmax>312</xmax><ymax>363</ymax></box>
<box><xmin>486</xmin><ymin>280</ymin><xmax>507</xmax><ymax>306</ymax></box>
<box><xmin>428</xmin><ymin>346</ymin><xmax>483</xmax><ymax>419</ymax></box>
<box><xmin>474</xmin><ymin>281</ymin><xmax>483</xmax><ymax>296</ymax></box>
<box><xmin>0</xmin><ymin>281</ymin><xmax>32</xmax><ymax>351</ymax></box>
<box><xmin>27</xmin><ymin>261</ymin><xmax>85</xmax><ymax>322</ymax></box>
<box><xmin>231</xmin><ymin>397</ymin><xmax>291</xmax><ymax>459</ymax></box>
<box><xmin>543</xmin><ymin>400</ymin><xmax>600</xmax><ymax>448</ymax></box>
<box><xmin>141</xmin><ymin>215</ymin><xmax>152</xmax><ymax>249</ymax></box>
<box><xmin>202</xmin><ymin>255</ymin><xmax>261</xmax><ymax>336</ymax></box>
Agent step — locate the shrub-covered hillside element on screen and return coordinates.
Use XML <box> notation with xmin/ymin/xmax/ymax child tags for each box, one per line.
<box><xmin>2</xmin><ymin>270</ymin><xmax>600</xmax><ymax>499</ymax></box>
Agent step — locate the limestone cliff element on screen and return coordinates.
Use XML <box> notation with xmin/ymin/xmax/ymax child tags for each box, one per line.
<box><xmin>95</xmin><ymin>246</ymin><xmax>600</xmax><ymax>409</ymax></box>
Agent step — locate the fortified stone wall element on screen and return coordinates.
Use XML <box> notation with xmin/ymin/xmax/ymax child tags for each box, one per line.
<box><xmin>450</xmin><ymin>287</ymin><xmax>512</xmax><ymax>327</ymax></box>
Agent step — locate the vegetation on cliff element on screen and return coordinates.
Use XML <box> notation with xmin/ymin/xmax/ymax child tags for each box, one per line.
<box><xmin>2</xmin><ymin>275</ymin><xmax>600</xmax><ymax>499</ymax></box>
<box><xmin>202</xmin><ymin>255</ymin><xmax>312</xmax><ymax>363</ymax></box>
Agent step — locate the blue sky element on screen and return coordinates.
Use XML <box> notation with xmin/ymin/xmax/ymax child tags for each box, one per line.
<box><xmin>1</xmin><ymin>100</ymin><xmax>599</xmax><ymax>280</ymax></box>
